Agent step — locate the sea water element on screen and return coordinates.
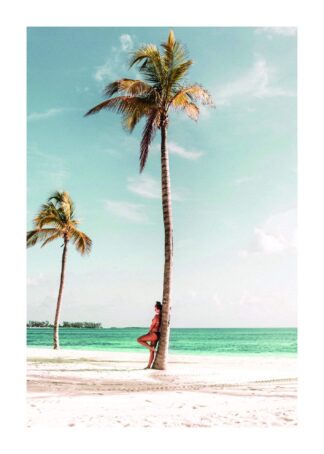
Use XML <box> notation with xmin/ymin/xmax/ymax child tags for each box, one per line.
<box><xmin>27</xmin><ymin>327</ymin><xmax>297</xmax><ymax>355</ymax></box>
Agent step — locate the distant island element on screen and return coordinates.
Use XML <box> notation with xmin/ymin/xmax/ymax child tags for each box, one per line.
<box><xmin>27</xmin><ymin>321</ymin><xmax>103</xmax><ymax>329</ymax></box>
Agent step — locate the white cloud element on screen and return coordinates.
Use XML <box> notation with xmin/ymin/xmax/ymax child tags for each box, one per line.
<box><xmin>240</xmin><ymin>208</ymin><xmax>297</xmax><ymax>256</ymax></box>
<box><xmin>127</xmin><ymin>174</ymin><xmax>183</xmax><ymax>201</ymax></box>
<box><xmin>168</xmin><ymin>142</ymin><xmax>204</xmax><ymax>160</ymax></box>
<box><xmin>252</xmin><ymin>228</ymin><xmax>287</xmax><ymax>254</ymax></box>
<box><xmin>27</xmin><ymin>108</ymin><xmax>65</xmax><ymax>122</ymax></box>
<box><xmin>93</xmin><ymin>34</ymin><xmax>135</xmax><ymax>83</ymax></box>
<box><xmin>120</xmin><ymin>34</ymin><xmax>133</xmax><ymax>52</ymax></box>
<box><xmin>255</xmin><ymin>27</ymin><xmax>297</xmax><ymax>38</ymax></box>
<box><xmin>216</xmin><ymin>58</ymin><xmax>295</xmax><ymax>107</ymax></box>
<box><xmin>232</xmin><ymin>176</ymin><xmax>259</xmax><ymax>187</ymax></box>
<box><xmin>104</xmin><ymin>200</ymin><xmax>147</xmax><ymax>222</ymax></box>
<box><xmin>94</xmin><ymin>61</ymin><xmax>115</xmax><ymax>82</ymax></box>
<box><xmin>27</xmin><ymin>273</ymin><xmax>45</xmax><ymax>287</ymax></box>
<box><xmin>28</xmin><ymin>107</ymin><xmax>81</xmax><ymax>122</ymax></box>
<box><xmin>127</xmin><ymin>175</ymin><xmax>161</xmax><ymax>199</ymax></box>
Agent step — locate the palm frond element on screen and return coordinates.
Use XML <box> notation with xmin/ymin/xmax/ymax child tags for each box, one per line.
<box><xmin>104</xmin><ymin>79</ymin><xmax>153</xmax><ymax>97</ymax></box>
<box><xmin>71</xmin><ymin>229</ymin><xmax>92</xmax><ymax>255</ymax></box>
<box><xmin>84</xmin><ymin>96</ymin><xmax>126</xmax><ymax>116</ymax></box>
<box><xmin>28</xmin><ymin>191</ymin><xmax>91</xmax><ymax>257</ymax></box>
<box><xmin>140</xmin><ymin>110</ymin><xmax>159</xmax><ymax>172</ymax></box>
<box><xmin>122</xmin><ymin>109</ymin><xmax>146</xmax><ymax>132</ymax></box>
<box><xmin>184</xmin><ymin>102</ymin><xmax>200</xmax><ymax>120</ymax></box>
<box><xmin>169</xmin><ymin>89</ymin><xmax>200</xmax><ymax>120</ymax></box>
<box><xmin>166</xmin><ymin>30</ymin><xmax>176</xmax><ymax>49</ymax></box>
<box><xmin>129</xmin><ymin>44</ymin><xmax>160</xmax><ymax>68</ymax></box>
<box><xmin>41</xmin><ymin>231</ymin><xmax>62</xmax><ymax>247</ymax></box>
<box><xmin>129</xmin><ymin>44</ymin><xmax>166</xmax><ymax>86</ymax></box>
<box><xmin>170</xmin><ymin>85</ymin><xmax>214</xmax><ymax>109</ymax></box>
<box><xmin>48</xmin><ymin>191</ymin><xmax>64</xmax><ymax>204</ymax></box>
<box><xmin>85</xmin><ymin>96</ymin><xmax>154</xmax><ymax>117</ymax></box>
<box><xmin>169</xmin><ymin>90</ymin><xmax>188</xmax><ymax>108</ymax></box>
<box><xmin>41</xmin><ymin>200</ymin><xmax>66</xmax><ymax>222</ymax></box>
<box><xmin>34</xmin><ymin>202</ymin><xmax>65</xmax><ymax>229</ymax></box>
<box><xmin>48</xmin><ymin>191</ymin><xmax>75</xmax><ymax>222</ymax></box>
<box><xmin>184</xmin><ymin>84</ymin><xmax>214</xmax><ymax>105</ymax></box>
<box><xmin>35</xmin><ymin>216</ymin><xmax>65</xmax><ymax>230</ymax></box>
<box><xmin>162</xmin><ymin>33</ymin><xmax>187</xmax><ymax>74</ymax></box>
<box><xmin>61</xmin><ymin>192</ymin><xmax>74</xmax><ymax>221</ymax></box>
<box><xmin>161</xmin><ymin>32</ymin><xmax>192</xmax><ymax>101</ymax></box>
<box><xmin>172</xmin><ymin>99</ymin><xmax>199</xmax><ymax>120</ymax></box>
<box><xmin>48</xmin><ymin>191</ymin><xmax>73</xmax><ymax>214</ymax></box>
<box><xmin>169</xmin><ymin>60</ymin><xmax>193</xmax><ymax>87</ymax></box>
<box><xmin>27</xmin><ymin>228</ymin><xmax>59</xmax><ymax>248</ymax></box>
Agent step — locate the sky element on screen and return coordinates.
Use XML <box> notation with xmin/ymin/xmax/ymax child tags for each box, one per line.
<box><xmin>27</xmin><ymin>27</ymin><xmax>297</xmax><ymax>328</ymax></box>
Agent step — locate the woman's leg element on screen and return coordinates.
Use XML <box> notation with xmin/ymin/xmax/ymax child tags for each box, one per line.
<box><xmin>137</xmin><ymin>333</ymin><xmax>156</xmax><ymax>352</ymax></box>
<box><xmin>147</xmin><ymin>340</ymin><xmax>158</xmax><ymax>368</ymax></box>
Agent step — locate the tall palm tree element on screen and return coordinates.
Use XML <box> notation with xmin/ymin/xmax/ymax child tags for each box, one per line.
<box><xmin>85</xmin><ymin>30</ymin><xmax>213</xmax><ymax>369</ymax></box>
<box><xmin>27</xmin><ymin>191</ymin><xmax>92</xmax><ymax>349</ymax></box>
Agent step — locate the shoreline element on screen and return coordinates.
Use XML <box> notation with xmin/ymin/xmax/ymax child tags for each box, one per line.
<box><xmin>26</xmin><ymin>344</ymin><xmax>297</xmax><ymax>357</ymax></box>
<box><xmin>27</xmin><ymin>347</ymin><xmax>297</xmax><ymax>428</ymax></box>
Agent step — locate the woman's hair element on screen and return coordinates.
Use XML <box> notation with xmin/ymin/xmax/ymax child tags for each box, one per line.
<box><xmin>155</xmin><ymin>301</ymin><xmax>162</xmax><ymax>311</ymax></box>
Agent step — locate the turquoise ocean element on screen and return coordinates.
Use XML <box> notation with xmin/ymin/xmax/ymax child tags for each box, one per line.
<box><xmin>27</xmin><ymin>327</ymin><xmax>297</xmax><ymax>356</ymax></box>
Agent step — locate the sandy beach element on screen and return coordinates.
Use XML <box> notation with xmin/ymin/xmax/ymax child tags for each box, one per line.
<box><xmin>26</xmin><ymin>348</ymin><xmax>297</xmax><ymax>428</ymax></box>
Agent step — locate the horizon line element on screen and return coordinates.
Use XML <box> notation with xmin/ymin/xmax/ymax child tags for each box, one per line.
<box><xmin>27</xmin><ymin>325</ymin><xmax>297</xmax><ymax>329</ymax></box>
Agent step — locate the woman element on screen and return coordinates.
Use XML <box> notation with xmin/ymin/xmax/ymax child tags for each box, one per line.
<box><xmin>137</xmin><ymin>301</ymin><xmax>162</xmax><ymax>369</ymax></box>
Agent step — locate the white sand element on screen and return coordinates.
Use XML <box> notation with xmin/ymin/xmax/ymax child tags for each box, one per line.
<box><xmin>27</xmin><ymin>348</ymin><xmax>297</xmax><ymax>428</ymax></box>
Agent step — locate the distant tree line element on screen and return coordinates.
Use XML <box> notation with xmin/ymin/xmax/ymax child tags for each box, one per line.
<box><xmin>27</xmin><ymin>321</ymin><xmax>51</xmax><ymax>328</ymax></box>
<box><xmin>62</xmin><ymin>321</ymin><xmax>102</xmax><ymax>329</ymax></box>
<box><xmin>27</xmin><ymin>321</ymin><xmax>102</xmax><ymax>329</ymax></box>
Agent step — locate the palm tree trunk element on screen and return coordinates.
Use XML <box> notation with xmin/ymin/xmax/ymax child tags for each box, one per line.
<box><xmin>152</xmin><ymin>122</ymin><xmax>173</xmax><ymax>370</ymax></box>
<box><xmin>53</xmin><ymin>238</ymin><xmax>68</xmax><ymax>349</ymax></box>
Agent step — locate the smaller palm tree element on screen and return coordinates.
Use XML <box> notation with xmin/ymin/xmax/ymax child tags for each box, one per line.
<box><xmin>27</xmin><ymin>191</ymin><xmax>92</xmax><ymax>349</ymax></box>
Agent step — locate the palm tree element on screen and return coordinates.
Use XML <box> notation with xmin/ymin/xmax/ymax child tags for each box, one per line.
<box><xmin>85</xmin><ymin>30</ymin><xmax>213</xmax><ymax>369</ymax></box>
<box><xmin>27</xmin><ymin>191</ymin><xmax>92</xmax><ymax>349</ymax></box>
